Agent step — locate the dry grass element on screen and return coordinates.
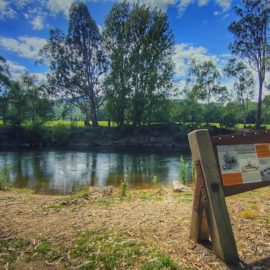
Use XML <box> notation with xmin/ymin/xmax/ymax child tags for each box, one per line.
<box><xmin>1</xmin><ymin>187</ymin><xmax>270</xmax><ymax>269</ymax></box>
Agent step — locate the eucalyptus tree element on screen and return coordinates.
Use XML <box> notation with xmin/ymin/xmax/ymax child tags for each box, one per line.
<box><xmin>40</xmin><ymin>2</ymin><xmax>108</xmax><ymax>127</ymax></box>
<box><xmin>224</xmin><ymin>58</ymin><xmax>255</xmax><ymax>127</ymax></box>
<box><xmin>228</xmin><ymin>0</ymin><xmax>270</xmax><ymax>128</ymax></box>
<box><xmin>103</xmin><ymin>2</ymin><xmax>174</xmax><ymax>127</ymax></box>
<box><xmin>185</xmin><ymin>59</ymin><xmax>227</xmax><ymax>104</ymax></box>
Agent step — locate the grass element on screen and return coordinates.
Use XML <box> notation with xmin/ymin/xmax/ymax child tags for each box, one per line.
<box><xmin>47</xmin><ymin>203</ymin><xmax>63</xmax><ymax>211</ymax></box>
<box><xmin>0</xmin><ymin>238</ymin><xmax>30</xmax><ymax>265</ymax></box>
<box><xmin>44</xmin><ymin>120</ymin><xmax>117</xmax><ymax>128</ymax></box>
<box><xmin>0</xmin><ymin>166</ymin><xmax>10</xmax><ymax>191</ymax></box>
<box><xmin>140</xmin><ymin>253</ymin><xmax>181</xmax><ymax>270</ymax></box>
<box><xmin>239</xmin><ymin>209</ymin><xmax>259</xmax><ymax>220</ymax></box>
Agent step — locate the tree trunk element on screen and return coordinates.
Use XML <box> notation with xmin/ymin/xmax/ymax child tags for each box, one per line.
<box><xmin>84</xmin><ymin>113</ymin><xmax>91</xmax><ymax>126</ymax></box>
<box><xmin>255</xmin><ymin>75</ymin><xmax>263</xmax><ymax>129</ymax></box>
<box><xmin>91</xmin><ymin>109</ymin><xmax>98</xmax><ymax>127</ymax></box>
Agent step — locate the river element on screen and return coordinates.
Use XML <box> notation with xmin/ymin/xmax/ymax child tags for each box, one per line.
<box><xmin>0</xmin><ymin>149</ymin><xmax>192</xmax><ymax>195</ymax></box>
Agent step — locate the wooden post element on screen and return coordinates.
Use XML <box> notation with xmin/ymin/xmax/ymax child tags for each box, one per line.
<box><xmin>188</xmin><ymin>129</ymin><xmax>239</xmax><ymax>265</ymax></box>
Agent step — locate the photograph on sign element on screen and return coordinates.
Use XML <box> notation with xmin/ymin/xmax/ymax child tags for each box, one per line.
<box><xmin>259</xmin><ymin>158</ymin><xmax>270</xmax><ymax>181</ymax></box>
<box><xmin>242</xmin><ymin>171</ymin><xmax>262</xmax><ymax>184</ymax></box>
<box><xmin>239</xmin><ymin>154</ymin><xmax>259</xmax><ymax>172</ymax></box>
<box><xmin>218</xmin><ymin>150</ymin><xmax>240</xmax><ymax>174</ymax></box>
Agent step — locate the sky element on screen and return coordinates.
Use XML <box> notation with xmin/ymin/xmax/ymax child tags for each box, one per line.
<box><xmin>0</xmin><ymin>0</ymin><xmax>240</xmax><ymax>86</ymax></box>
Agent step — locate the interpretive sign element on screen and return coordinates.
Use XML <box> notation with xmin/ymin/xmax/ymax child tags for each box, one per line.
<box><xmin>217</xmin><ymin>144</ymin><xmax>270</xmax><ymax>186</ymax></box>
<box><xmin>188</xmin><ymin>129</ymin><xmax>270</xmax><ymax>265</ymax></box>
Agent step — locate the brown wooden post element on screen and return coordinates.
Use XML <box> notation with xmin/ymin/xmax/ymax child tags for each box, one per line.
<box><xmin>188</xmin><ymin>129</ymin><xmax>239</xmax><ymax>265</ymax></box>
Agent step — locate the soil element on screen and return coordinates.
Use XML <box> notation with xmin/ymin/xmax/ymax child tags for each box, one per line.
<box><xmin>1</xmin><ymin>187</ymin><xmax>270</xmax><ymax>270</ymax></box>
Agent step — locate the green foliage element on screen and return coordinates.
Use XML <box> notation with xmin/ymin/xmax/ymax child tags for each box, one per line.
<box><xmin>72</xmin><ymin>230</ymin><xmax>145</xmax><ymax>269</ymax></box>
<box><xmin>140</xmin><ymin>253</ymin><xmax>179</xmax><ymax>270</ymax></box>
<box><xmin>185</xmin><ymin>60</ymin><xmax>228</xmax><ymax>104</ymax></box>
<box><xmin>228</xmin><ymin>0</ymin><xmax>270</xmax><ymax>128</ymax></box>
<box><xmin>178</xmin><ymin>100</ymin><xmax>203</xmax><ymax>127</ymax></box>
<box><xmin>224</xmin><ymin>58</ymin><xmax>255</xmax><ymax>127</ymax></box>
<box><xmin>3</xmin><ymin>74</ymin><xmax>54</xmax><ymax>127</ymax></box>
<box><xmin>0</xmin><ymin>166</ymin><xmax>10</xmax><ymax>191</ymax></box>
<box><xmin>0</xmin><ymin>55</ymin><xmax>10</xmax><ymax>95</ymax></box>
<box><xmin>0</xmin><ymin>238</ymin><xmax>30</xmax><ymax>264</ymax></box>
<box><xmin>152</xmin><ymin>175</ymin><xmax>158</xmax><ymax>186</ymax></box>
<box><xmin>103</xmin><ymin>2</ymin><xmax>174</xmax><ymax>126</ymax></box>
<box><xmin>119</xmin><ymin>178</ymin><xmax>128</xmax><ymax>198</ymax></box>
<box><xmin>34</xmin><ymin>241</ymin><xmax>52</xmax><ymax>254</ymax></box>
<box><xmin>40</xmin><ymin>2</ymin><xmax>107</xmax><ymax>127</ymax></box>
<box><xmin>180</xmin><ymin>156</ymin><xmax>187</xmax><ymax>185</ymax></box>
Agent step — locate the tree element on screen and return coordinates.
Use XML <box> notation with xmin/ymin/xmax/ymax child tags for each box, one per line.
<box><xmin>103</xmin><ymin>2</ymin><xmax>174</xmax><ymax>127</ymax></box>
<box><xmin>0</xmin><ymin>56</ymin><xmax>10</xmax><ymax>95</ymax></box>
<box><xmin>224</xmin><ymin>58</ymin><xmax>255</xmax><ymax>127</ymax></box>
<box><xmin>228</xmin><ymin>0</ymin><xmax>270</xmax><ymax>128</ymax></box>
<box><xmin>3</xmin><ymin>74</ymin><xmax>54</xmax><ymax>126</ymax></box>
<box><xmin>185</xmin><ymin>59</ymin><xmax>228</xmax><ymax>105</ymax></box>
<box><xmin>40</xmin><ymin>2</ymin><xmax>107</xmax><ymax>127</ymax></box>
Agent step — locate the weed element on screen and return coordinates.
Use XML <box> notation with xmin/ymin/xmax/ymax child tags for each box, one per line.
<box><xmin>152</xmin><ymin>175</ymin><xmax>158</xmax><ymax>186</ymax></box>
<box><xmin>70</xmin><ymin>184</ymin><xmax>89</xmax><ymax>201</ymax></box>
<box><xmin>119</xmin><ymin>178</ymin><xmax>128</xmax><ymax>198</ymax></box>
<box><xmin>47</xmin><ymin>204</ymin><xmax>63</xmax><ymax>211</ymax></box>
<box><xmin>0</xmin><ymin>166</ymin><xmax>10</xmax><ymax>191</ymax></box>
<box><xmin>180</xmin><ymin>156</ymin><xmax>187</xmax><ymax>185</ymax></box>
<box><xmin>34</xmin><ymin>241</ymin><xmax>52</xmax><ymax>254</ymax></box>
<box><xmin>0</xmin><ymin>238</ymin><xmax>30</xmax><ymax>264</ymax></box>
<box><xmin>140</xmin><ymin>253</ymin><xmax>179</xmax><ymax>270</ymax></box>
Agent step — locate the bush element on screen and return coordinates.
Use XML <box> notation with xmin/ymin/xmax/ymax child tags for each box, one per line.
<box><xmin>0</xmin><ymin>166</ymin><xmax>10</xmax><ymax>191</ymax></box>
<box><xmin>119</xmin><ymin>179</ymin><xmax>128</xmax><ymax>198</ymax></box>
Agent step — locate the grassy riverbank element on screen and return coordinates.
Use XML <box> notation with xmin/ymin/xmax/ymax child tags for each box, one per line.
<box><xmin>0</xmin><ymin>124</ymin><xmax>233</xmax><ymax>150</ymax></box>
<box><xmin>1</xmin><ymin>187</ymin><xmax>270</xmax><ymax>269</ymax></box>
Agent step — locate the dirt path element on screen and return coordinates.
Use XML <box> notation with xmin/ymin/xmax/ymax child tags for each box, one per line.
<box><xmin>1</xmin><ymin>188</ymin><xmax>270</xmax><ymax>269</ymax></box>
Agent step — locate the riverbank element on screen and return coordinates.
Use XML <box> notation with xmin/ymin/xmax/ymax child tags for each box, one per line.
<box><xmin>1</xmin><ymin>187</ymin><xmax>270</xmax><ymax>269</ymax></box>
<box><xmin>0</xmin><ymin>124</ymin><xmax>233</xmax><ymax>151</ymax></box>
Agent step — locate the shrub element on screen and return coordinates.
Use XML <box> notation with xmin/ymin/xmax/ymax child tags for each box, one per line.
<box><xmin>180</xmin><ymin>156</ymin><xmax>187</xmax><ymax>185</ymax></box>
<box><xmin>0</xmin><ymin>166</ymin><xmax>10</xmax><ymax>191</ymax></box>
<box><xmin>119</xmin><ymin>179</ymin><xmax>128</xmax><ymax>198</ymax></box>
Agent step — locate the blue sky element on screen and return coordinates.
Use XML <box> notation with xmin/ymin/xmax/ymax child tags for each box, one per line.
<box><xmin>0</xmin><ymin>0</ymin><xmax>239</xmax><ymax>84</ymax></box>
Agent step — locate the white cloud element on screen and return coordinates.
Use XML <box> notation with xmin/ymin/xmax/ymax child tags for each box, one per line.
<box><xmin>47</xmin><ymin>0</ymin><xmax>74</xmax><ymax>17</ymax></box>
<box><xmin>29</xmin><ymin>72</ymin><xmax>47</xmax><ymax>81</ymax></box>
<box><xmin>0</xmin><ymin>36</ymin><xmax>47</xmax><ymax>59</ymax></box>
<box><xmin>198</xmin><ymin>0</ymin><xmax>209</xmax><ymax>7</ymax></box>
<box><xmin>31</xmin><ymin>15</ymin><xmax>44</xmax><ymax>30</ymax></box>
<box><xmin>121</xmin><ymin>0</ymin><xmax>177</xmax><ymax>11</ymax></box>
<box><xmin>0</xmin><ymin>0</ymin><xmax>16</xmax><ymax>20</ymax></box>
<box><xmin>173</xmin><ymin>43</ymin><xmax>217</xmax><ymax>78</ymax></box>
<box><xmin>216</xmin><ymin>0</ymin><xmax>232</xmax><ymax>11</ymax></box>
<box><xmin>6</xmin><ymin>60</ymin><xmax>27</xmax><ymax>79</ymax></box>
<box><xmin>177</xmin><ymin>0</ymin><xmax>193</xmax><ymax>15</ymax></box>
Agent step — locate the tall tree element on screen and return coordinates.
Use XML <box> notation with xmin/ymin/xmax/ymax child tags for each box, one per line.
<box><xmin>40</xmin><ymin>2</ymin><xmax>107</xmax><ymax>127</ymax></box>
<box><xmin>185</xmin><ymin>59</ymin><xmax>227</xmax><ymax>104</ymax></box>
<box><xmin>224</xmin><ymin>58</ymin><xmax>255</xmax><ymax>127</ymax></box>
<box><xmin>0</xmin><ymin>56</ymin><xmax>10</xmax><ymax>94</ymax></box>
<box><xmin>103</xmin><ymin>3</ymin><xmax>130</xmax><ymax>127</ymax></box>
<box><xmin>228</xmin><ymin>0</ymin><xmax>270</xmax><ymax>128</ymax></box>
<box><xmin>103</xmin><ymin>2</ymin><xmax>174</xmax><ymax>127</ymax></box>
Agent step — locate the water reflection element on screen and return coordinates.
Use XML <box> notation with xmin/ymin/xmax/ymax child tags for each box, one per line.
<box><xmin>0</xmin><ymin>150</ymin><xmax>191</xmax><ymax>195</ymax></box>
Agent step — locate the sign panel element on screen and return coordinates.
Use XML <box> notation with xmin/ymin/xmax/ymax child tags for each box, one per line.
<box><xmin>217</xmin><ymin>144</ymin><xmax>270</xmax><ymax>186</ymax></box>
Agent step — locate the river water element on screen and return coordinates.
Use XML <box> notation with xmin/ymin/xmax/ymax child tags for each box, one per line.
<box><xmin>0</xmin><ymin>149</ymin><xmax>192</xmax><ymax>195</ymax></box>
